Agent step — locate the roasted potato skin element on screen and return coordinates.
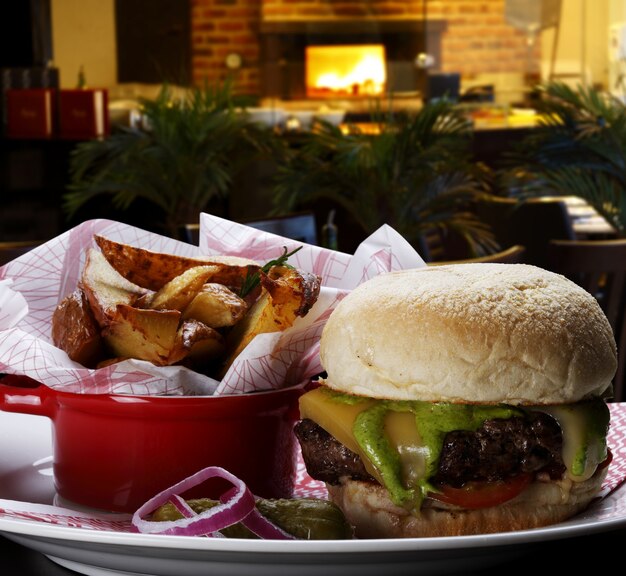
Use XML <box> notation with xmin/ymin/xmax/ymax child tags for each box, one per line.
<box><xmin>182</xmin><ymin>283</ymin><xmax>248</xmax><ymax>328</ymax></box>
<box><xmin>102</xmin><ymin>305</ymin><xmax>182</xmax><ymax>365</ymax></box>
<box><xmin>176</xmin><ymin>319</ymin><xmax>225</xmax><ymax>369</ymax></box>
<box><xmin>52</xmin><ymin>289</ymin><xmax>105</xmax><ymax>368</ymax></box>
<box><xmin>263</xmin><ymin>266</ymin><xmax>321</xmax><ymax>318</ymax></box>
<box><xmin>80</xmin><ymin>248</ymin><xmax>151</xmax><ymax>327</ymax></box>
<box><xmin>94</xmin><ymin>235</ymin><xmax>259</xmax><ymax>291</ymax></box>
<box><xmin>147</xmin><ymin>266</ymin><xmax>220</xmax><ymax>312</ymax></box>
<box><xmin>217</xmin><ymin>266</ymin><xmax>322</xmax><ymax>378</ymax></box>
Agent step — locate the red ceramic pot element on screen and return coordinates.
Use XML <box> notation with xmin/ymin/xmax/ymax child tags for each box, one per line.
<box><xmin>0</xmin><ymin>375</ymin><xmax>305</xmax><ymax>513</ymax></box>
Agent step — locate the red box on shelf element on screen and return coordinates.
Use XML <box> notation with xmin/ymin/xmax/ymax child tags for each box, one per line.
<box><xmin>58</xmin><ymin>88</ymin><xmax>109</xmax><ymax>139</ymax></box>
<box><xmin>6</xmin><ymin>88</ymin><xmax>55</xmax><ymax>138</ymax></box>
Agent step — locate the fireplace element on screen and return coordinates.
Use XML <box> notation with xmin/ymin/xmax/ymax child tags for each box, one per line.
<box><xmin>306</xmin><ymin>44</ymin><xmax>387</xmax><ymax>98</ymax></box>
<box><xmin>259</xmin><ymin>19</ymin><xmax>446</xmax><ymax>102</ymax></box>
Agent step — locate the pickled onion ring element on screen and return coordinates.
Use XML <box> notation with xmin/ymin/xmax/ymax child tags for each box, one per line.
<box><xmin>168</xmin><ymin>494</ymin><xmax>195</xmax><ymax>518</ymax></box>
<box><xmin>168</xmin><ymin>494</ymin><xmax>225</xmax><ymax>538</ymax></box>
<box><xmin>132</xmin><ymin>466</ymin><xmax>255</xmax><ymax>536</ymax></box>
<box><xmin>132</xmin><ymin>466</ymin><xmax>295</xmax><ymax>539</ymax></box>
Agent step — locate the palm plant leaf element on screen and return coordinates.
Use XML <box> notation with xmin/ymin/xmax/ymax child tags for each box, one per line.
<box><xmin>503</xmin><ymin>81</ymin><xmax>626</xmax><ymax>236</ymax></box>
<box><xmin>272</xmin><ymin>99</ymin><xmax>493</xmax><ymax>253</ymax></box>
<box><xmin>65</xmin><ymin>81</ymin><xmax>284</xmax><ymax>237</ymax></box>
<box><xmin>524</xmin><ymin>167</ymin><xmax>626</xmax><ymax>233</ymax></box>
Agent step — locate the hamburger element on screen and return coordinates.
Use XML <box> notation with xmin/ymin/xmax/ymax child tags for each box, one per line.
<box><xmin>295</xmin><ymin>263</ymin><xmax>616</xmax><ymax>538</ymax></box>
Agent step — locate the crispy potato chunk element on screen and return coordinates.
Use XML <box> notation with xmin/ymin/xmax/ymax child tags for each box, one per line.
<box><xmin>182</xmin><ymin>283</ymin><xmax>248</xmax><ymax>328</ymax></box>
<box><xmin>96</xmin><ymin>322</ymin><xmax>225</xmax><ymax>370</ymax></box>
<box><xmin>94</xmin><ymin>235</ymin><xmax>259</xmax><ymax>291</ymax></box>
<box><xmin>217</xmin><ymin>265</ymin><xmax>321</xmax><ymax>377</ymax></box>
<box><xmin>51</xmin><ymin>289</ymin><xmax>105</xmax><ymax>367</ymax></box>
<box><xmin>264</xmin><ymin>266</ymin><xmax>321</xmax><ymax>317</ymax></box>
<box><xmin>102</xmin><ymin>305</ymin><xmax>181</xmax><ymax>365</ymax></box>
<box><xmin>80</xmin><ymin>249</ymin><xmax>151</xmax><ymax>327</ymax></box>
<box><xmin>170</xmin><ymin>319</ymin><xmax>225</xmax><ymax>367</ymax></box>
<box><xmin>147</xmin><ymin>266</ymin><xmax>220</xmax><ymax>312</ymax></box>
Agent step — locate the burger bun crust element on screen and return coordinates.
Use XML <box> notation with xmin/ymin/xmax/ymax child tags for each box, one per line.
<box><xmin>320</xmin><ymin>264</ymin><xmax>617</xmax><ymax>405</ymax></box>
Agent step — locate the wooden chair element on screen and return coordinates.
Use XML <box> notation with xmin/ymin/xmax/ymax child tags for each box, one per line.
<box><xmin>416</xmin><ymin>228</ymin><xmax>448</xmax><ymax>262</ymax></box>
<box><xmin>0</xmin><ymin>241</ymin><xmax>41</xmax><ymax>266</ymax></box>
<box><xmin>475</xmin><ymin>197</ymin><xmax>576</xmax><ymax>268</ymax></box>
<box><xmin>421</xmin><ymin>197</ymin><xmax>574</xmax><ymax>265</ymax></box>
<box><xmin>545</xmin><ymin>239</ymin><xmax>626</xmax><ymax>402</ymax></box>
<box><xmin>473</xmin><ymin>196</ymin><xmax>519</xmax><ymax>247</ymax></box>
<box><xmin>428</xmin><ymin>244</ymin><xmax>526</xmax><ymax>266</ymax></box>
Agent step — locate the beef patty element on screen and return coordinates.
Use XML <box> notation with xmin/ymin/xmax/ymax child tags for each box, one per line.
<box><xmin>294</xmin><ymin>411</ymin><xmax>566</xmax><ymax>489</ymax></box>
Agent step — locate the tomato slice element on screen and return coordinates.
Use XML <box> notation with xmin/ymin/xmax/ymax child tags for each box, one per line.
<box><xmin>428</xmin><ymin>473</ymin><xmax>533</xmax><ymax>510</ymax></box>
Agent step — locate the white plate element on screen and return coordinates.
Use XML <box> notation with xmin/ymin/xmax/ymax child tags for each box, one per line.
<box><xmin>1</xmin><ymin>411</ymin><xmax>626</xmax><ymax>576</ymax></box>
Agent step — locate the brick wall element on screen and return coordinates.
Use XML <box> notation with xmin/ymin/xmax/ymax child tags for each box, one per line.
<box><xmin>191</xmin><ymin>0</ymin><xmax>262</xmax><ymax>94</ymax></box>
<box><xmin>191</xmin><ymin>0</ymin><xmax>539</xmax><ymax>95</ymax></box>
<box><xmin>429</xmin><ymin>1</ymin><xmax>541</xmax><ymax>77</ymax></box>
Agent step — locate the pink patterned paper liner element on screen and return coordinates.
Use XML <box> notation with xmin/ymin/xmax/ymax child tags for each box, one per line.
<box><xmin>602</xmin><ymin>403</ymin><xmax>626</xmax><ymax>495</ymax></box>
<box><xmin>1</xmin><ymin>403</ymin><xmax>626</xmax><ymax>535</ymax></box>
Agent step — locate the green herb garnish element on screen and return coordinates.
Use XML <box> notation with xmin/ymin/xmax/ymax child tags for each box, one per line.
<box><xmin>239</xmin><ymin>246</ymin><xmax>303</xmax><ymax>298</ymax></box>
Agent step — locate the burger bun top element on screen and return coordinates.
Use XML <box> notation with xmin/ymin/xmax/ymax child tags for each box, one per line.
<box><xmin>320</xmin><ymin>263</ymin><xmax>617</xmax><ymax>405</ymax></box>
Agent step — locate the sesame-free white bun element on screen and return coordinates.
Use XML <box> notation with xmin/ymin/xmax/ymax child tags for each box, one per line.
<box><xmin>320</xmin><ymin>263</ymin><xmax>617</xmax><ymax>405</ymax></box>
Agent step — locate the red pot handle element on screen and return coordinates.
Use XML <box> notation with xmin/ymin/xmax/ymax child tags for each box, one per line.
<box><xmin>0</xmin><ymin>374</ymin><xmax>57</xmax><ymax>418</ymax></box>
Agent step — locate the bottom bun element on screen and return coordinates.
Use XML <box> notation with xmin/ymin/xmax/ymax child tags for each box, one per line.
<box><xmin>327</xmin><ymin>469</ymin><xmax>607</xmax><ymax>538</ymax></box>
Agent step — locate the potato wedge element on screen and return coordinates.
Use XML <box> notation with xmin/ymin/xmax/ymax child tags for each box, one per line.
<box><xmin>217</xmin><ymin>265</ymin><xmax>321</xmax><ymax>377</ymax></box>
<box><xmin>80</xmin><ymin>249</ymin><xmax>151</xmax><ymax>327</ymax></box>
<box><xmin>51</xmin><ymin>288</ymin><xmax>105</xmax><ymax>367</ymax></box>
<box><xmin>102</xmin><ymin>305</ymin><xmax>181</xmax><ymax>365</ymax></box>
<box><xmin>182</xmin><ymin>283</ymin><xmax>248</xmax><ymax>328</ymax></box>
<box><xmin>168</xmin><ymin>318</ymin><xmax>225</xmax><ymax>366</ymax></box>
<box><xmin>263</xmin><ymin>265</ymin><xmax>321</xmax><ymax>318</ymax></box>
<box><xmin>94</xmin><ymin>235</ymin><xmax>259</xmax><ymax>291</ymax></box>
<box><xmin>147</xmin><ymin>265</ymin><xmax>220</xmax><ymax>312</ymax></box>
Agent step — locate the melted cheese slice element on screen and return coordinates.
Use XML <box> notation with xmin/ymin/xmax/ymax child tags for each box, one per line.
<box><xmin>299</xmin><ymin>387</ymin><xmax>608</xmax><ymax>490</ymax></box>
<box><xmin>299</xmin><ymin>387</ymin><xmax>377</xmax><ymax>478</ymax></box>
<box><xmin>299</xmin><ymin>387</ymin><xmax>427</xmax><ymax>488</ymax></box>
<box><xmin>534</xmin><ymin>403</ymin><xmax>608</xmax><ymax>481</ymax></box>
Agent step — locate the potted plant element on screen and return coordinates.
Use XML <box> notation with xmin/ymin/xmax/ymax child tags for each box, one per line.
<box><xmin>501</xmin><ymin>81</ymin><xmax>626</xmax><ymax>236</ymax></box>
<box><xmin>271</xmin><ymin>99</ymin><xmax>498</xmax><ymax>257</ymax></box>
<box><xmin>64</xmin><ymin>80</ymin><xmax>286</xmax><ymax>239</ymax></box>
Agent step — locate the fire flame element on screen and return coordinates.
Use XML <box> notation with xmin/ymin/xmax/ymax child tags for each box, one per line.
<box><xmin>306</xmin><ymin>44</ymin><xmax>386</xmax><ymax>97</ymax></box>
